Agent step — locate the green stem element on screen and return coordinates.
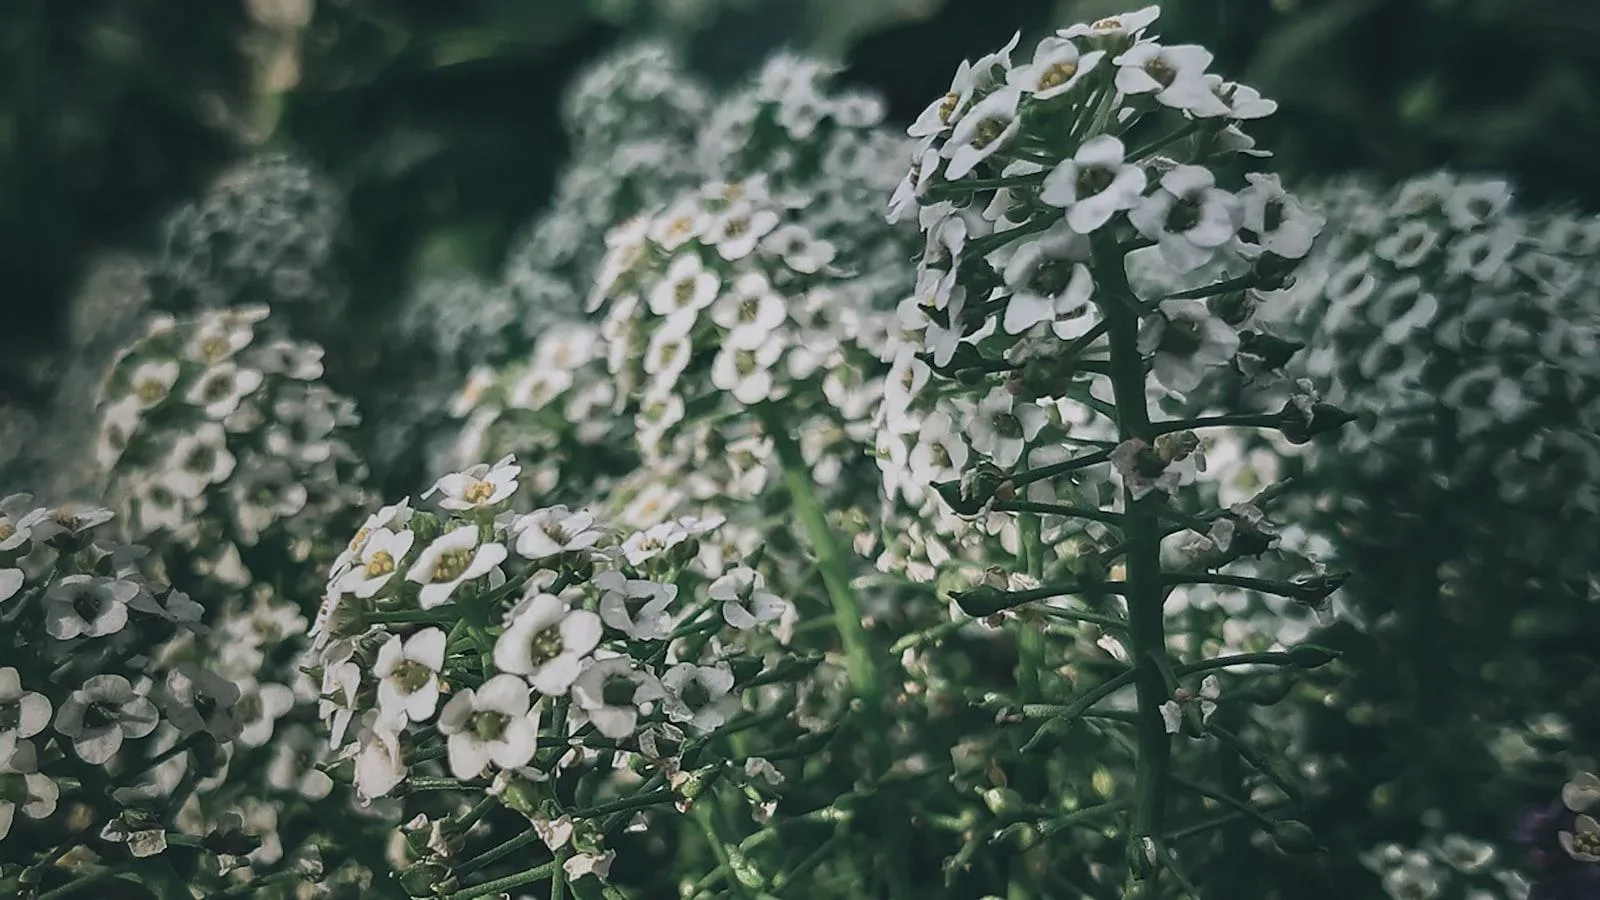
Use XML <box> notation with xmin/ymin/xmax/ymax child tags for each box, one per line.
<box><xmin>1149</xmin><ymin>413</ymin><xmax>1280</xmax><ymax>436</ymax></box>
<box><xmin>215</xmin><ymin>870</ymin><xmax>306</xmax><ymax>898</ymax></box>
<box><xmin>1008</xmin><ymin>447</ymin><xmax>1113</xmax><ymax>488</ymax></box>
<box><xmin>1098</xmin><ymin>240</ymin><xmax>1173</xmax><ymax>882</ymax></box>
<box><xmin>1009</xmin><ymin>513</ymin><xmax>1048</xmax><ymax>900</ymax></box>
<box><xmin>757</xmin><ymin>405</ymin><xmax>882</xmax><ymax>712</ymax></box>
<box><xmin>1018</xmin><ymin>667</ymin><xmax>1139</xmax><ymax>752</ymax></box>
<box><xmin>456</xmin><ymin>828</ymin><xmax>542</xmax><ymax>877</ymax></box>
<box><xmin>451</xmin><ymin>862</ymin><xmax>557</xmax><ymax>900</ymax></box>
<box><xmin>1173</xmin><ymin>651</ymin><xmax>1296</xmax><ymax>677</ymax></box>
<box><xmin>37</xmin><ymin>868</ymin><xmax>115</xmax><ymax>900</ymax></box>
<box><xmin>993</xmin><ymin>500</ymin><xmax>1124</xmax><ymax>526</ymax></box>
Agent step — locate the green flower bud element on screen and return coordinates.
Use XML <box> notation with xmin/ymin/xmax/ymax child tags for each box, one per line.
<box><xmin>1288</xmin><ymin>644</ymin><xmax>1340</xmax><ymax>669</ymax></box>
<box><xmin>1270</xmin><ymin>819</ymin><xmax>1323</xmax><ymax>855</ymax></box>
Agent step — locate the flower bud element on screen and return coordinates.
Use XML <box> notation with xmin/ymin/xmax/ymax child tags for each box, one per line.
<box><xmin>982</xmin><ymin>786</ymin><xmax>1025</xmax><ymax>818</ymax></box>
<box><xmin>1276</xmin><ymin>400</ymin><xmax>1355</xmax><ymax>444</ymax></box>
<box><xmin>1269</xmin><ymin>819</ymin><xmax>1323</xmax><ymax>855</ymax></box>
<box><xmin>1287</xmin><ymin>644</ymin><xmax>1340</xmax><ymax>669</ymax></box>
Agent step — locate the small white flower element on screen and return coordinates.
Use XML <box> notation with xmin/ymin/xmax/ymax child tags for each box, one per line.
<box><xmin>375</xmin><ymin>628</ymin><xmax>447</xmax><ymax>723</ymax></box>
<box><xmin>621</xmin><ymin>520</ymin><xmax>693</xmax><ymax>567</ymax></box>
<box><xmin>648</xmin><ymin>199</ymin><xmax>713</xmax><ymax>251</ymax></box>
<box><xmin>1234</xmin><ymin>173</ymin><xmax>1324</xmax><ymax>261</ymax></box>
<box><xmin>495</xmin><ymin>593</ymin><xmax>603</xmax><ymax>695</ymax></box>
<box><xmin>595</xmin><ymin>571</ymin><xmax>676</xmax><ymax>641</ymax></box>
<box><xmin>1114</xmin><ymin>43</ymin><xmax>1229</xmax><ymax>117</ymax></box>
<box><xmin>163</xmin><ymin>663</ymin><xmax>242</xmax><ymax>740</ymax></box>
<box><xmin>185</xmin><ymin>361</ymin><xmax>264</xmax><ymax>419</ymax></box>
<box><xmin>1058</xmin><ymin>6</ymin><xmax>1160</xmax><ymax>45</ymax></box>
<box><xmin>571</xmin><ymin>657</ymin><xmax>666</xmax><ymax>740</ymax></box>
<box><xmin>43</xmin><ymin>575</ymin><xmax>137</xmax><ymax>640</ymax></box>
<box><xmin>235</xmin><ymin>680</ymin><xmax>296</xmax><ymax>748</ymax></box>
<box><xmin>711</xmin><ymin>337</ymin><xmax>785</xmax><ymax>405</ymax></box>
<box><xmin>352</xmin><ymin>711</ymin><xmax>407</xmax><ymax>803</ymax></box>
<box><xmin>336</xmin><ymin>527</ymin><xmax>417</xmax><ymax>599</ymax></box>
<box><xmin>319</xmin><ymin>660</ymin><xmax>362</xmax><ymax>750</ymax></box>
<box><xmin>512</xmin><ymin>506</ymin><xmax>603</xmax><ymax>561</ymax></box>
<box><xmin>127</xmin><ymin>360</ymin><xmax>181</xmax><ymax>409</ymax></box>
<box><xmin>438</xmin><ymin>675</ymin><xmax>540</xmax><ymax>780</ymax></box>
<box><xmin>563</xmin><ymin>849</ymin><xmax>616</xmax><ymax>883</ymax></box>
<box><xmin>1559</xmin><ymin>813</ymin><xmax>1600</xmax><ymax>863</ymax></box>
<box><xmin>660</xmin><ymin>663</ymin><xmax>740</xmax><ymax>735</ymax></box>
<box><xmin>0</xmin><ymin>569</ymin><xmax>21</xmax><ymax>607</ymax></box>
<box><xmin>1040</xmin><ymin>135</ymin><xmax>1149</xmax><ymax>235</ymax></box>
<box><xmin>1000</xmin><ymin>221</ymin><xmax>1094</xmax><ymax>334</ymax></box>
<box><xmin>711</xmin><ymin>273</ymin><xmax>789</xmax><ymax>350</ymax></box>
<box><xmin>709</xmin><ymin>567</ymin><xmax>788</xmax><ymax>631</ymax></box>
<box><xmin>1009</xmin><ymin>37</ymin><xmax>1103</xmax><ymax>100</ymax></box>
<box><xmin>332</xmin><ymin>499</ymin><xmax>414</xmax><ymax>578</ymax></box>
<box><xmin>761</xmin><ymin>224</ymin><xmax>835</xmax><ymax>274</ymax></box>
<box><xmin>1564</xmin><ymin>771</ymin><xmax>1600</xmax><ymax>813</ymax></box>
<box><xmin>942</xmin><ymin>88</ymin><xmax>1023</xmax><ymax>181</ymax></box>
<box><xmin>908</xmin><ymin>411</ymin><xmax>970</xmax><ymax>487</ymax></box>
<box><xmin>425</xmin><ymin>455</ymin><xmax>520</xmax><ymax>511</ymax></box>
<box><xmin>0</xmin><ymin>741</ymin><xmax>59</xmax><ymax>840</ymax></box>
<box><xmin>1137</xmin><ymin>299</ymin><xmax>1240</xmax><ymax>394</ymax></box>
<box><xmin>0</xmin><ymin>668</ymin><xmax>51</xmax><ymax>761</ymax></box>
<box><xmin>707</xmin><ymin>202</ymin><xmax>780</xmax><ymax>261</ymax></box>
<box><xmin>649</xmin><ymin>253</ymin><xmax>721</xmax><ymax>320</ymax></box>
<box><xmin>164</xmin><ymin>423</ymin><xmax>237</xmax><ymax>498</ymax></box>
<box><xmin>969</xmin><ymin>387</ymin><xmax>1047</xmax><ymax>469</ymax></box>
<box><xmin>1127</xmin><ymin>165</ymin><xmax>1240</xmax><ymax>274</ymax></box>
<box><xmin>55</xmin><ymin>674</ymin><xmax>160</xmax><ymax>765</ymax></box>
<box><xmin>406</xmin><ymin>525</ymin><xmax>508</xmax><ymax>609</ymax></box>
<box><xmin>266</xmin><ymin>725</ymin><xmax>334</xmax><ymax>799</ymax></box>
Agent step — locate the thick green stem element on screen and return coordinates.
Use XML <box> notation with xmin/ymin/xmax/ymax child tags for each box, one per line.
<box><xmin>1099</xmin><ymin>244</ymin><xmax>1173</xmax><ymax>881</ymax></box>
<box><xmin>1009</xmin><ymin>514</ymin><xmax>1048</xmax><ymax>900</ymax></box>
<box><xmin>758</xmin><ymin>404</ymin><xmax>882</xmax><ymax>708</ymax></box>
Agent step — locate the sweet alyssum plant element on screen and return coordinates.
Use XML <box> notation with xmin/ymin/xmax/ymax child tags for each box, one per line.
<box><xmin>881</xmin><ymin>7</ymin><xmax>1354</xmax><ymax>892</ymax></box>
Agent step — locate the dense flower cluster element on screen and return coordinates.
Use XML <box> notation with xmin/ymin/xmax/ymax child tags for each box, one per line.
<box><xmin>147</xmin><ymin>154</ymin><xmax>345</xmax><ymax>333</ymax></box>
<box><xmin>1362</xmin><ymin>828</ymin><xmax>1530</xmax><ymax>900</ymax></box>
<box><xmin>96</xmin><ymin>304</ymin><xmax>368</xmax><ymax>602</ymax></box>
<box><xmin>1268</xmin><ymin>172</ymin><xmax>1600</xmax><ymax>526</ymax></box>
<box><xmin>300</xmin><ymin>453</ymin><xmax>827</xmax><ymax>894</ymax></box>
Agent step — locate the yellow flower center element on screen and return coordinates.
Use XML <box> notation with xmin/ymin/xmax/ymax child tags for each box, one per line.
<box><xmin>430</xmin><ymin>548</ymin><xmax>474</xmax><ymax>583</ymax></box>
<box><xmin>462</xmin><ymin>479</ymin><xmax>495</xmax><ymax>504</ymax></box>
<box><xmin>348</xmin><ymin>526</ymin><xmax>371</xmax><ymax>555</ymax></box>
<box><xmin>937</xmin><ymin>91</ymin><xmax>960</xmax><ymax>124</ymax></box>
<box><xmin>0</xmin><ymin>521</ymin><xmax>14</xmax><ymax>543</ymax></box>
<box><xmin>201</xmin><ymin>336</ymin><xmax>230</xmax><ymax>362</ymax></box>
<box><xmin>135</xmin><ymin>379</ymin><xmax>166</xmax><ymax>403</ymax></box>
<box><xmin>525</xmin><ymin>626</ymin><xmax>564</xmax><ymax>667</ymax></box>
<box><xmin>971</xmin><ymin>117</ymin><xmax>1007</xmax><ymax>150</ymax></box>
<box><xmin>1571</xmin><ymin>828</ymin><xmax>1600</xmax><ymax>858</ymax></box>
<box><xmin>666</xmin><ymin>217</ymin><xmax>695</xmax><ymax>241</ymax></box>
<box><xmin>1039</xmin><ymin>61</ymin><xmax>1078</xmax><ymax>90</ymax></box>
<box><xmin>673</xmin><ymin>278</ymin><xmax>697</xmax><ymax>304</ymax></box>
<box><xmin>724</xmin><ymin>217</ymin><xmax>749</xmax><ymax>239</ymax></box>
<box><xmin>1090</xmin><ymin>16</ymin><xmax>1122</xmax><ymax>30</ymax></box>
<box><xmin>364</xmin><ymin>550</ymin><xmax>394</xmax><ymax>578</ymax></box>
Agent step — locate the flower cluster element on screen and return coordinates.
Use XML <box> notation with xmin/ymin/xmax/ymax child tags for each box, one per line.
<box><xmin>876</xmin><ymin>8</ymin><xmax>1356</xmax><ymax>887</ymax></box>
<box><xmin>96</xmin><ymin>304</ymin><xmax>369</xmax><ymax>603</ymax></box>
<box><xmin>147</xmin><ymin>154</ymin><xmax>345</xmax><ymax>334</ymax></box>
<box><xmin>1515</xmin><ymin>771</ymin><xmax>1600</xmax><ymax>899</ymax></box>
<box><xmin>1362</xmin><ymin>830</ymin><xmax>1529</xmax><ymax>900</ymax></box>
<box><xmin>300</xmin><ymin>453</ymin><xmax>826</xmax><ymax>895</ymax></box>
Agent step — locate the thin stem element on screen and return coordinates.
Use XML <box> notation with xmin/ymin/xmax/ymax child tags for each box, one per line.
<box><xmin>451</xmin><ymin>862</ymin><xmax>557</xmax><ymax>900</ymax></box>
<box><xmin>37</xmin><ymin>868</ymin><xmax>115</xmax><ymax>900</ymax></box>
<box><xmin>1009</xmin><ymin>513</ymin><xmax>1048</xmax><ymax>900</ymax></box>
<box><xmin>1174</xmin><ymin>651</ymin><xmax>1296</xmax><ymax>677</ymax></box>
<box><xmin>953</xmin><ymin>579</ymin><xmax>1130</xmax><ymax>618</ymax></box>
<box><xmin>1165</xmin><ymin>571</ymin><xmax>1296</xmax><ymax>600</ymax></box>
<box><xmin>993</xmin><ymin>500</ymin><xmax>1124</xmax><ymax>526</ymax></box>
<box><xmin>1149</xmin><ymin>412</ymin><xmax>1280</xmax><ymax>436</ymax></box>
<box><xmin>456</xmin><ymin>828</ymin><xmax>543</xmax><ymax>877</ymax></box>
<box><xmin>1009</xmin><ymin>447</ymin><xmax>1113</xmax><ymax>488</ymax></box>
<box><xmin>757</xmin><ymin>404</ymin><xmax>882</xmax><ymax>710</ymax></box>
<box><xmin>1018</xmin><ymin>667</ymin><xmax>1139</xmax><ymax>752</ymax></box>
<box><xmin>1098</xmin><ymin>238</ymin><xmax>1173</xmax><ymax>881</ymax></box>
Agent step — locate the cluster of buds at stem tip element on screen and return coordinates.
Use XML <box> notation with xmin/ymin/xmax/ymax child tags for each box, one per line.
<box><xmin>934</xmin><ymin>460</ymin><xmax>1014</xmax><ymax>516</ymax></box>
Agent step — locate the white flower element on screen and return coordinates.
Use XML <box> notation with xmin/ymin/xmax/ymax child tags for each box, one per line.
<box><xmin>235</xmin><ymin>680</ymin><xmax>296</xmax><ymax>748</ymax></box>
<box><xmin>1000</xmin><ymin>221</ymin><xmax>1094</xmax><ymax>334</ymax></box>
<box><xmin>908</xmin><ymin>32</ymin><xmax>1021</xmax><ymax>139</ymax></box>
<box><xmin>495</xmin><ymin>593</ymin><xmax>603</xmax><ymax>695</ymax></box>
<box><xmin>0</xmin><ymin>569</ymin><xmax>21</xmax><ymax>607</ymax></box>
<box><xmin>96</xmin><ymin>396</ymin><xmax>142</xmax><ymax>470</ymax></box>
<box><xmin>0</xmin><ymin>668</ymin><xmax>50</xmax><ymax>761</ymax></box>
<box><xmin>571</xmin><ymin>657</ymin><xmax>666</xmax><ymax>740</ymax></box>
<box><xmin>969</xmin><ymin>387</ymin><xmax>1047</xmax><ymax>468</ymax></box>
<box><xmin>621</xmin><ymin>520</ymin><xmax>693</xmax><ymax>567</ymax></box>
<box><xmin>375</xmin><ymin>628</ymin><xmax>447</xmax><ymax>723</ymax></box>
<box><xmin>163</xmin><ymin>663</ymin><xmax>242</xmax><ymax>740</ymax></box>
<box><xmin>43</xmin><ymin>575</ymin><xmax>137</xmax><ymax>640</ymax></box>
<box><xmin>644</xmin><ymin>316</ymin><xmax>694</xmax><ymax>386</ymax></box>
<box><xmin>563</xmin><ymin>849</ymin><xmax>616</xmax><ymax>883</ymax></box>
<box><xmin>1113</xmin><ymin>43</ymin><xmax>1229</xmax><ymax>117</ymax></box>
<box><xmin>1059</xmin><ymin>6</ymin><xmax>1160</xmax><ymax>45</ymax></box>
<box><xmin>943</xmin><ymin>88</ymin><xmax>1023</xmax><ymax>181</ymax></box>
<box><xmin>1560</xmin><ymin>814</ymin><xmax>1600</xmax><ymax>863</ymax></box>
<box><xmin>55</xmin><ymin>674</ymin><xmax>160</xmax><ymax>765</ymax></box>
<box><xmin>1040</xmin><ymin>135</ymin><xmax>1148</xmax><ymax>235</ymax></box>
<box><xmin>164</xmin><ymin>423</ymin><xmax>237</xmax><ymax>498</ymax></box>
<box><xmin>761</xmin><ymin>224</ymin><xmax>835</xmax><ymax>274</ymax></box>
<box><xmin>438</xmin><ymin>675</ymin><xmax>540</xmax><ymax>780</ymax></box>
<box><xmin>595</xmin><ymin>571</ymin><xmax>676</xmax><ymax>641</ymax></box>
<box><xmin>1234</xmin><ymin>173</ymin><xmax>1324</xmax><ymax>261</ymax></box>
<box><xmin>352</xmin><ymin>712</ymin><xmax>407</xmax><ymax>803</ymax></box>
<box><xmin>648</xmin><ymin>199</ymin><xmax>713</xmax><ymax>251</ymax></box>
<box><xmin>1137</xmin><ymin>299</ymin><xmax>1240</xmax><ymax>394</ymax></box>
<box><xmin>336</xmin><ymin>527</ymin><xmax>417</xmax><ymax>599</ymax></box>
<box><xmin>319</xmin><ymin>660</ymin><xmax>362</xmax><ymax>750</ymax></box>
<box><xmin>425</xmin><ymin>455</ymin><xmax>520</xmax><ymax>511</ymax></box>
<box><xmin>711</xmin><ymin>273</ymin><xmax>788</xmax><ymax>350</ymax></box>
<box><xmin>908</xmin><ymin>411</ymin><xmax>970</xmax><ymax>487</ymax></box>
<box><xmin>185</xmin><ymin>361</ymin><xmax>264</xmax><ymax>419</ymax></box>
<box><xmin>127</xmin><ymin>360</ymin><xmax>181</xmax><ymax>409</ymax></box>
<box><xmin>333</xmin><ymin>499</ymin><xmax>414</xmax><ymax>578</ymax></box>
<box><xmin>266</xmin><ymin>725</ymin><xmax>334</xmax><ymax>800</ymax></box>
<box><xmin>512</xmin><ymin>506</ymin><xmax>603</xmax><ymax>561</ymax></box>
<box><xmin>1564</xmin><ymin>771</ymin><xmax>1600</xmax><ymax>813</ymax></box>
<box><xmin>0</xmin><ymin>741</ymin><xmax>58</xmax><ymax>840</ymax></box>
<box><xmin>660</xmin><ymin>663</ymin><xmax>741</xmax><ymax>735</ymax></box>
<box><xmin>709</xmin><ymin>567</ymin><xmax>788</xmax><ymax>631</ymax></box>
<box><xmin>648</xmin><ymin>253</ymin><xmax>721</xmax><ymax>320</ymax></box>
<box><xmin>711</xmin><ymin>337</ymin><xmax>785</xmax><ymax>405</ymax></box>
<box><xmin>1009</xmin><ymin>37</ymin><xmax>1103</xmax><ymax>100</ymax></box>
<box><xmin>1128</xmin><ymin>165</ymin><xmax>1240</xmax><ymax>274</ymax></box>
<box><xmin>406</xmin><ymin>526</ymin><xmax>508</xmax><ymax>609</ymax></box>
<box><xmin>708</xmin><ymin>202</ymin><xmax>780</xmax><ymax>261</ymax></box>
